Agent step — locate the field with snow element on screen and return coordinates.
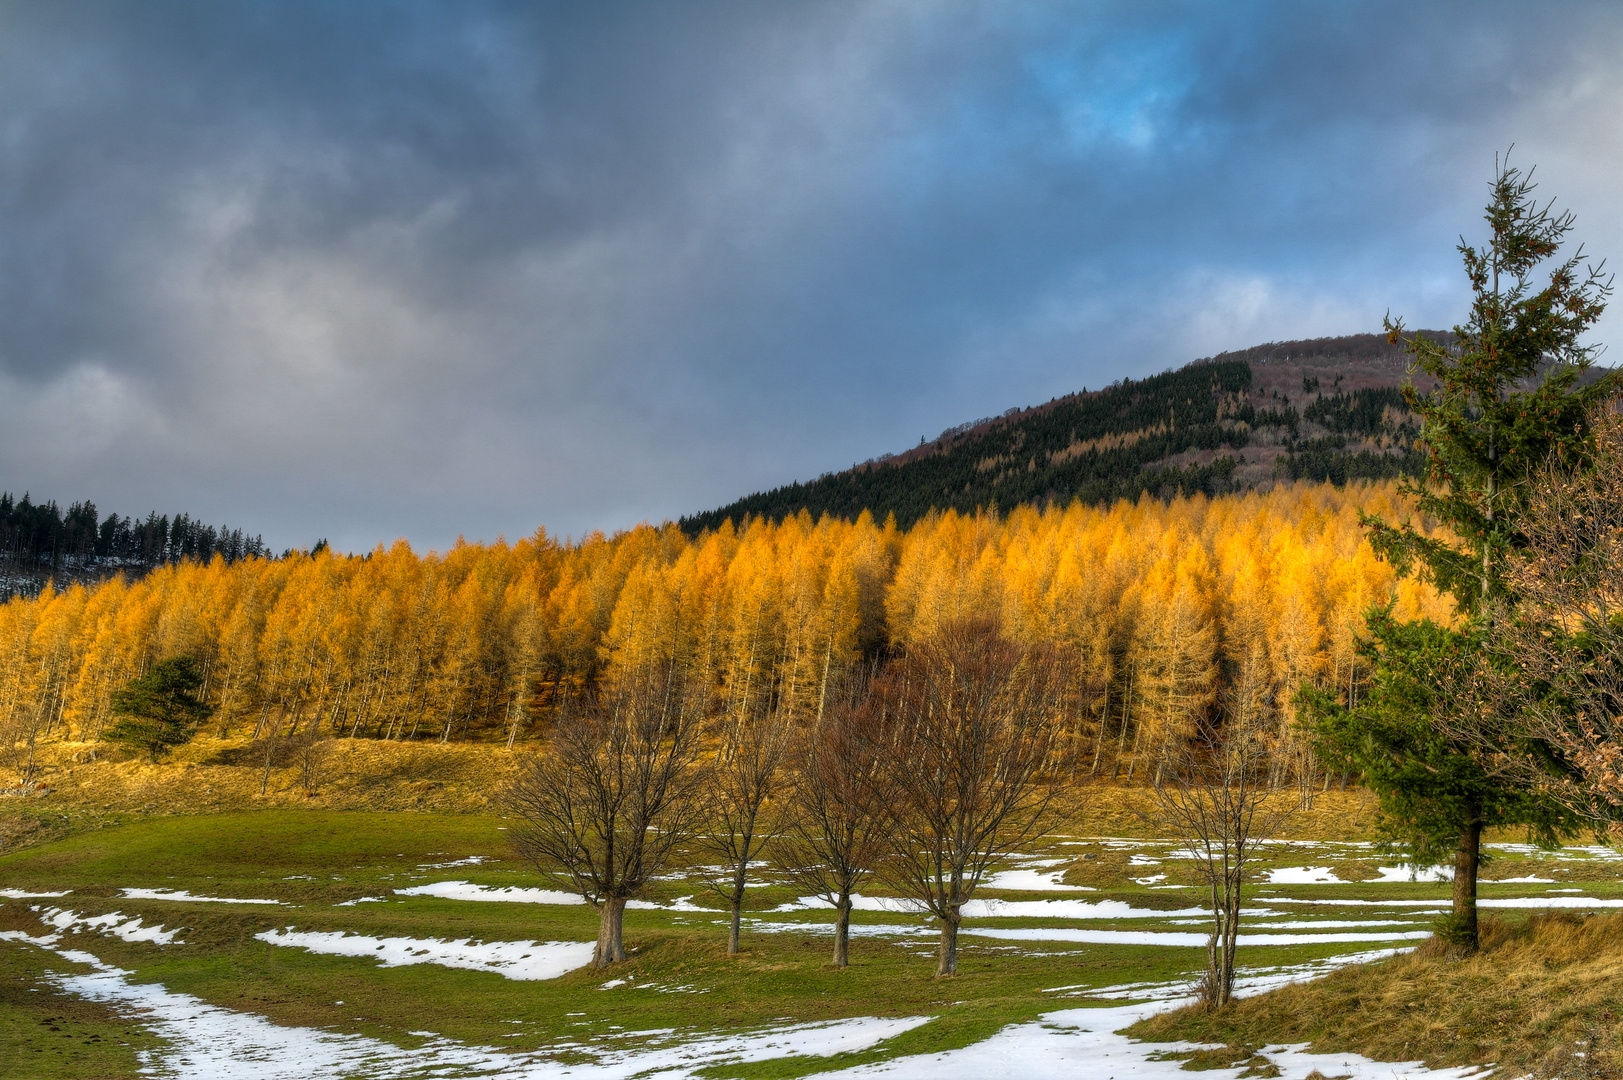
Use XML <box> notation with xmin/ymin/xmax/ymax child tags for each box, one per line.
<box><xmin>3</xmin><ymin>808</ymin><xmax>1622</xmax><ymax>1078</ymax></box>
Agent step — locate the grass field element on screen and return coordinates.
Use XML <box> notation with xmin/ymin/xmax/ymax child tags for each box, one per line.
<box><xmin>2</xmin><ymin>788</ymin><xmax>1621</xmax><ymax>1078</ymax></box>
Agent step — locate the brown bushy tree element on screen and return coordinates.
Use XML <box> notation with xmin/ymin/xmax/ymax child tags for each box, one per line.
<box><xmin>697</xmin><ymin>706</ymin><xmax>792</xmax><ymax>955</ymax></box>
<box><xmin>773</xmin><ymin>685</ymin><xmax>893</xmax><ymax>968</ymax></box>
<box><xmin>869</xmin><ymin>619</ymin><xmax>1073</xmax><ymax>977</ymax></box>
<box><xmin>500</xmin><ymin>662</ymin><xmax>709</xmax><ymax>967</ymax></box>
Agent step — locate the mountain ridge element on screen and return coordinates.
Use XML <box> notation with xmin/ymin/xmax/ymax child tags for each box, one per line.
<box><xmin>682</xmin><ymin>331</ymin><xmax>1448</xmax><ymax>533</ymax></box>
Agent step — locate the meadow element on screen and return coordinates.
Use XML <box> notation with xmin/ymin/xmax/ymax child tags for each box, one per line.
<box><xmin>4</xmin><ymin>762</ymin><xmax>1622</xmax><ymax>1079</ymax></box>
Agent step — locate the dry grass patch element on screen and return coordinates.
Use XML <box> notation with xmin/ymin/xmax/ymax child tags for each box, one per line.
<box><xmin>1126</xmin><ymin>912</ymin><xmax>1623</xmax><ymax>1076</ymax></box>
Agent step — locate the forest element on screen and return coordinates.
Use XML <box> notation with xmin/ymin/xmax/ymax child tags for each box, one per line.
<box><xmin>0</xmin><ymin>491</ymin><xmax>268</xmax><ymax>601</ymax></box>
<box><xmin>682</xmin><ymin>332</ymin><xmax>1439</xmax><ymax>533</ymax></box>
<box><xmin>0</xmin><ymin>480</ymin><xmax>1447</xmax><ymax>785</ymax></box>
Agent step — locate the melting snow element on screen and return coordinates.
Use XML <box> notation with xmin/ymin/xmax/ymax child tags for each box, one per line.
<box><xmin>982</xmin><ymin>868</ymin><xmax>1094</xmax><ymax>892</ymax></box>
<box><xmin>23</xmin><ymin>909</ymin><xmax>185</xmax><ymax>945</ymax></box>
<box><xmin>121</xmin><ymin>888</ymin><xmax>284</xmax><ymax>905</ymax></box>
<box><xmin>255</xmin><ymin>928</ymin><xmax>595</xmax><ymax>981</ymax></box>
<box><xmin>394</xmin><ymin>881</ymin><xmax>586</xmax><ymax>904</ymax></box>
<box><xmin>962</xmin><ymin>927</ymin><xmax>1433</xmax><ymax>947</ymax></box>
<box><xmin>814</xmin><ymin>1000</ymin><xmax>1478</xmax><ymax>1079</ymax></box>
<box><xmin>19</xmin><ymin>938</ymin><xmax>931</xmax><ymax>1080</ymax></box>
<box><xmin>1266</xmin><ymin>866</ymin><xmax>1344</xmax><ymax>884</ymax></box>
<box><xmin>0</xmin><ymin>888</ymin><xmax>70</xmax><ymax>898</ymax></box>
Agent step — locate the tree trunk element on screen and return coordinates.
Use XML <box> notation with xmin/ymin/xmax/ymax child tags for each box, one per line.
<box><xmin>832</xmin><ymin>893</ymin><xmax>852</xmax><ymax>968</ymax></box>
<box><xmin>1447</xmin><ymin>816</ymin><xmax>1483</xmax><ymax>958</ymax></box>
<box><xmin>935</xmin><ymin>910</ymin><xmax>960</xmax><ymax>977</ymax></box>
<box><xmin>728</xmin><ymin>894</ymin><xmax>744</xmax><ymax>955</ymax></box>
<box><xmin>594</xmin><ymin>896</ymin><xmax>628</xmax><ymax>967</ymax></box>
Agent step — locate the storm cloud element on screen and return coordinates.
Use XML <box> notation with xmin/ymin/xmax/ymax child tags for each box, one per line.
<box><xmin>1</xmin><ymin>1</ymin><xmax>1620</xmax><ymax>550</ymax></box>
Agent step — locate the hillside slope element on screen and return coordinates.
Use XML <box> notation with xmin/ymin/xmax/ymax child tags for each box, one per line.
<box><xmin>683</xmin><ymin>332</ymin><xmax>1443</xmax><ymax>532</ymax></box>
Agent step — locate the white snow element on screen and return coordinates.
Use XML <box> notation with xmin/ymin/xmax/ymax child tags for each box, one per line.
<box><xmin>415</xmin><ymin>856</ymin><xmax>489</xmax><ymax>869</ymax></box>
<box><xmin>1265</xmin><ymin>866</ymin><xmax>1344</xmax><ymax>884</ymax></box>
<box><xmin>393</xmin><ymin>881</ymin><xmax>711</xmax><ymax>911</ymax></box>
<box><xmin>982</xmin><ymin>868</ymin><xmax>1094</xmax><ymax>892</ymax></box>
<box><xmin>776</xmin><ymin>894</ymin><xmax>1214</xmax><ymax>920</ymax></box>
<box><xmin>121</xmin><ymin>888</ymin><xmax>284</xmax><ymax>905</ymax></box>
<box><xmin>1490</xmin><ymin>876</ymin><xmax>1557</xmax><ymax>884</ymax></box>
<box><xmin>0</xmin><ymin>888</ymin><xmax>70</xmax><ymax>898</ymax></box>
<box><xmin>1370</xmin><ymin>865</ymin><xmax>1453</xmax><ymax>883</ymax></box>
<box><xmin>963</xmin><ymin>927</ymin><xmax>1433</xmax><ymax>947</ymax></box>
<box><xmin>394</xmin><ymin>880</ymin><xmax>586</xmax><ymax>904</ymax></box>
<box><xmin>255</xmin><ymin>928</ymin><xmax>595</xmax><ymax>981</ymax></box>
<box><xmin>814</xmin><ymin>1000</ymin><xmax>1479</xmax><ymax>1080</ymax></box>
<box><xmin>21</xmin><ymin>937</ymin><xmax>933</xmax><ymax>1080</ymax></box>
<box><xmin>30</xmin><ymin>908</ymin><xmax>184</xmax><ymax>945</ymax></box>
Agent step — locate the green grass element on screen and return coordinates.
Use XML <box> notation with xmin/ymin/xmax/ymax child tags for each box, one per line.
<box><xmin>2</xmin><ymin>807</ymin><xmax>1621</xmax><ymax>1076</ymax></box>
<box><xmin>0</xmin><ymin>930</ymin><xmax>165</xmax><ymax>1080</ymax></box>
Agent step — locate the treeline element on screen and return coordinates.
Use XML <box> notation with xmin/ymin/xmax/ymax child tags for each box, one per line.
<box><xmin>0</xmin><ymin>481</ymin><xmax>1448</xmax><ymax>782</ymax></box>
<box><xmin>683</xmin><ymin>354</ymin><xmax>1429</xmax><ymax>533</ymax></box>
<box><xmin>0</xmin><ymin>492</ymin><xmax>267</xmax><ymax>600</ymax></box>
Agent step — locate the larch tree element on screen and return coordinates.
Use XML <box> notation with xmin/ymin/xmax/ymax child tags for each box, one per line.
<box><xmin>1303</xmin><ymin>156</ymin><xmax>1611</xmax><ymax>956</ymax></box>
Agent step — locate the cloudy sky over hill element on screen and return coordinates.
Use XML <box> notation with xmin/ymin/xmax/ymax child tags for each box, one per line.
<box><xmin>1</xmin><ymin>1</ymin><xmax>1620</xmax><ymax>550</ymax></box>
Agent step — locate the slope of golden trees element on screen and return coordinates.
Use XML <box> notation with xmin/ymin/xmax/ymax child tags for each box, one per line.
<box><xmin>0</xmin><ymin>482</ymin><xmax>1447</xmax><ymax>782</ymax></box>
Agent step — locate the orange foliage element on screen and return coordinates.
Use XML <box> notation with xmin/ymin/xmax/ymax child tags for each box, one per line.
<box><xmin>0</xmin><ymin>483</ymin><xmax>1449</xmax><ymax>778</ymax></box>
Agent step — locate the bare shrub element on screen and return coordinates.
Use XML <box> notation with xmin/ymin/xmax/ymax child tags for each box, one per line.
<box><xmin>1146</xmin><ymin>714</ymin><xmax>1302</xmax><ymax>1009</ymax></box>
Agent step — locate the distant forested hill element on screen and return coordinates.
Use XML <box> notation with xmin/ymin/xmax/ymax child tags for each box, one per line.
<box><xmin>682</xmin><ymin>332</ymin><xmax>1447</xmax><ymax>533</ymax></box>
<box><xmin>0</xmin><ymin>492</ymin><xmax>267</xmax><ymax>600</ymax></box>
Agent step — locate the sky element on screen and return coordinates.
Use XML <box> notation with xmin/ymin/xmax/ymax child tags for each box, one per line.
<box><xmin>2</xmin><ymin>1</ymin><xmax>1621</xmax><ymax>552</ymax></box>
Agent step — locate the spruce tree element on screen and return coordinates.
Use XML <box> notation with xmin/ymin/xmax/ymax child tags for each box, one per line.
<box><xmin>1304</xmin><ymin>156</ymin><xmax>1613</xmax><ymax>956</ymax></box>
<box><xmin>104</xmin><ymin>657</ymin><xmax>214</xmax><ymax>762</ymax></box>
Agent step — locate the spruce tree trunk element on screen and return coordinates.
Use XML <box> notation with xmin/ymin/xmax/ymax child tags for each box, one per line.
<box><xmin>1447</xmin><ymin>816</ymin><xmax>1483</xmax><ymax>958</ymax></box>
<box><xmin>832</xmin><ymin>893</ymin><xmax>852</xmax><ymax>968</ymax></box>
<box><xmin>935</xmin><ymin>909</ymin><xmax>961</xmax><ymax>977</ymax></box>
<box><xmin>594</xmin><ymin>896</ymin><xmax>628</xmax><ymax>967</ymax></box>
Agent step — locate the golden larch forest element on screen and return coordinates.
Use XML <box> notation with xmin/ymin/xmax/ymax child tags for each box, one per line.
<box><xmin>0</xmin><ymin>481</ymin><xmax>1449</xmax><ymax>782</ymax></box>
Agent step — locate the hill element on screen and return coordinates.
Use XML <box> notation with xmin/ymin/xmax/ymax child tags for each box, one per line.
<box><xmin>0</xmin><ymin>492</ymin><xmax>268</xmax><ymax>601</ymax></box>
<box><xmin>682</xmin><ymin>332</ymin><xmax>1446</xmax><ymax>533</ymax></box>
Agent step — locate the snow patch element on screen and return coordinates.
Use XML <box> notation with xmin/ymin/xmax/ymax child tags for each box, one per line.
<box><xmin>30</xmin><ymin>942</ymin><xmax>931</xmax><ymax>1079</ymax></box>
<box><xmin>1265</xmin><ymin>866</ymin><xmax>1344</xmax><ymax>884</ymax></box>
<box><xmin>121</xmin><ymin>888</ymin><xmax>284</xmax><ymax>905</ymax></box>
<box><xmin>34</xmin><ymin>908</ymin><xmax>184</xmax><ymax>945</ymax></box>
<box><xmin>962</xmin><ymin>926</ymin><xmax>1433</xmax><ymax>947</ymax></box>
<box><xmin>255</xmin><ymin>928</ymin><xmax>594</xmax><ymax>981</ymax></box>
<box><xmin>394</xmin><ymin>880</ymin><xmax>586</xmax><ymax>904</ymax></box>
<box><xmin>981</xmin><ymin>868</ymin><xmax>1093</xmax><ymax>892</ymax></box>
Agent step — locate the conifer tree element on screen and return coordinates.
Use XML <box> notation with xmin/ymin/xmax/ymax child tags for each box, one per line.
<box><xmin>1304</xmin><ymin>156</ymin><xmax>1613</xmax><ymax>956</ymax></box>
<box><xmin>104</xmin><ymin>656</ymin><xmax>214</xmax><ymax>761</ymax></box>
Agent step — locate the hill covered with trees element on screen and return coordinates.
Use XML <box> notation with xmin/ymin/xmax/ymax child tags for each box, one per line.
<box><xmin>682</xmin><ymin>332</ymin><xmax>1444</xmax><ymax>533</ymax></box>
<box><xmin>0</xmin><ymin>492</ymin><xmax>267</xmax><ymax>601</ymax></box>
<box><xmin>0</xmin><ymin>483</ymin><xmax>1447</xmax><ymax>780</ymax></box>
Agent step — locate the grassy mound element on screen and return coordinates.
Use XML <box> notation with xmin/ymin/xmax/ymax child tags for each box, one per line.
<box><xmin>1125</xmin><ymin>912</ymin><xmax>1623</xmax><ymax>1077</ymax></box>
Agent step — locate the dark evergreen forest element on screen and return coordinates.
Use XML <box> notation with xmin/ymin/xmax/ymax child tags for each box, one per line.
<box><xmin>0</xmin><ymin>492</ymin><xmax>266</xmax><ymax>600</ymax></box>
<box><xmin>683</xmin><ymin>348</ymin><xmax>1428</xmax><ymax>533</ymax></box>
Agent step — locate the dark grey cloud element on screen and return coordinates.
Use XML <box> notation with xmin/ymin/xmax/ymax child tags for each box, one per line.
<box><xmin>1</xmin><ymin>1</ymin><xmax>1620</xmax><ymax>549</ymax></box>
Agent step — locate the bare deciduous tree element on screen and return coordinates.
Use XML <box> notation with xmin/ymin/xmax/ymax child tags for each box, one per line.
<box><xmin>1145</xmin><ymin>697</ymin><xmax>1302</xmax><ymax>1009</ymax></box>
<box><xmin>697</xmin><ymin>706</ymin><xmax>792</xmax><ymax>954</ymax></box>
<box><xmin>772</xmin><ymin>690</ymin><xmax>892</xmax><ymax>967</ymax></box>
<box><xmin>499</xmin><ymin>662</ymin><xmax>709</xmax><ymax>967</ymax></box>
<box><xmin>870</xmin><ymin>619</ymin><xmax>1073</xmax><ymax>977</ymax></box>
